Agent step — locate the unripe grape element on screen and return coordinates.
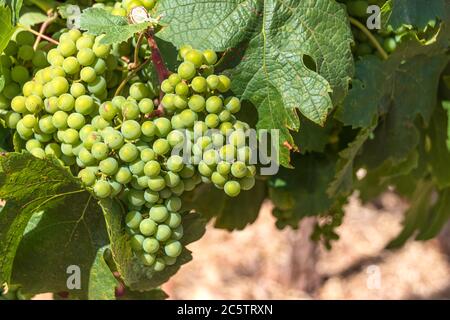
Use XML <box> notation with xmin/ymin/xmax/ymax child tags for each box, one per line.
<box><xmin>70</xmin><ymin>83</ymin><xmax>86</xmax><ymax>98</ymax></box>
<box><xmin>99</xmin><ymin>157</ymin><xmax>119</xmax><ymax>176</ymax></box>
<box><xmin>11</xmin><ymin>96</ymin><xmax>27</xmax><ymax>113</ymax></box>
<box><xmin>68</xmin><ymin>29</ymin><xmax>82</xmax><ymax>42</ymax></box>
<box><xmin>140</xmin><ymin>253</ymin><xmax>156</xmax><ymax>266</ymax></box>
<box><xmin>206</xmin><ymin>75</ymin><xmax>220</xmax><ymax>90</ymax></box>
<box><xmin>30</xmin><ymin>147</ymin><xmax>46</xmax><ymax>159</ymax></box>
<box><xmin>155</xmin><ymin>224</ymin><xmax>172</xmax><ymax>241</ymax></box>
<box><xmin>80</xmin><ymin>67</ymin><xmax>97</xmax><ymax>83</ymax></box>
<box><xmin>119</xmin><ymin>143</ymin><xmax>139</xmax><ymax>162</ymax></box>
<box><xmin>5</xmin><ymin>112</ymin><xmax>21</xmax><ymax>129</ymax></box>
<box><xmin>52</xmin><ymin>110</ymin><xmax>69</xmax><ymax>129</ymax></box>
<box><xmin>178</xmin><ymin>61</ymin><xmax>196</xmax><ymax>80</ymax></box>
<box><xmin>178</xmin><ymin>44</ymin><xmax>192</xmax><ymax>59</ymax></box>
<box><xmin>161</xmin><ymin>79</ymin><xmax>174</xmax><ymax>93</ymax></box>
<box><xmin>153</xmin><ymin>258</ymin><xmax>166</xmax><ymax>271</ymax></box>
<box><xmin>206</xmin><ymin>96</ymin><xmax>223</xmax><ymax>114</ymax></box>
<box><xmin>142</xmin><ymin>237</ymin><xmax>159</xmax><ymax>254</ymax></box>
<box><xmin>121</xmin><ymin>120</ymin><xmax>141</xmax><ymax>140</ymax></box>
<box><xmin>67</xmin><ymin>113</ymin><xmax>86</xmax><ymax>129</ymax></box>
<box><xmin>129</xmin><ymin>160</ymin><xmax>145</xmax><ymax>176</ymax></box>
<box><xmin>78</xmin><ymin>168</ymin><xmax>96</xmax><ymax>186</ymax></box>
<box><xmin>126</xmin><ymin>210</ymin><xmax>142</xmax><ymax>229</ymax></box>
<box><xmin>11</xmin><ymin>66</ymin><xmax>29</xmax><ymax>84</ymax></box>
<box><xmin>180</xmin><ymin>109</ymin><xmax>197</xmax><ymax>128</ymax></box>
<box><xmin>62</xmin><ymin>56</ymin><xmax>81</xmax><ymax>75</ymax></box>
<box><xmin>144</xmin><ymin>189</ymin><xmax>160</xmax><ymax>203</ymax></box>
<box><xmin>175</xmin><ymin>82</ymin><xmax>189</xmax><ymax>96</ymax></box>
<box><xmin>164</xmin><ymin>240</ymin><xmax>182</xmax><ymax>258</ymax></box>
<box><xmin>165</xmin><ymin>196</ymin><xmax>182</xmax><ymax>212</ymax></box>
<box><xmin>173</xmin><ymin>95</ymin><xmax>188</xmax><ymax>110</ymax></box>
<box><xmin>139</xmin><ymin>98</ymin><xmax>154</xmax><ymax>114</ymax></box>
<box><xmin>224</xmin><ymin>180</ymin><xmax>241</xmax><ymax>197</ymax></box>
<box><xmin>130</xmin><ymin>82</ymin><xmax>151</xmax><ymax>100</ymax></box>
<box><xmin>153</xmin><ymin>138</ymin><xmax>170</xmax><ymax>155</ymax></box>
<box><xmin>26</xmin><ymin>95</ymin><xmax>43</xmax><ymax>113</ymax></box>
<box><xmin>3</xmin><ymin>83</ymin><xmax>21</xmax><ymax>99</ymax></box>
<box><xmin>92</xmin><ymin>58</ymin><xmax>107</xmax><ymax>74</ymax></box>
<box><xmin>144</xmin><ymin>160</ymin><xmax>161</xmax><ymax>178</ymax></box>
<box><xmin>104</xmin><ymin>130</ymin><xmax>124</xmax><ymax>150</ymax></box>
<box><xmin>122</xmin><ymin>101</ymin><xmax>140</xmax><ymax>120</ymax></box>
<box><xmin>187</xmin><ymin>94</ymin><xmax>205</xmax><ymax>112</ymax></box>
<box><xmin>225</xmin><ymin>96</ymin><xmax>241</xmax><ymax>113</ymax></box>
<box><xmin>168</xmin><ymin>73</ymin><xmax>182</xmax><ymax>87</ymax></box>
<box><xmin>75</xmin><ymin>95</ymin><xmax>95</xmax><ymax>114</ymax></box>
<box><xmin>115</xmin><ymin>166</ymin><xmax>132</xmax><ymax>184</ymax></box>
<box><xmin>51</xmin><ymin>77</ymin><xmax>69</xmax><ymax>96</ymax></box>
<box><xmin>164</xmin><ymin>171</ymin><xmax>181</xmax><ymax>188</ymax></box>
<box><xmin>130</xmin><ymin>234</ymin><xmax>144</xmax><ymax>252</ymax></box>
<box><xmin>16</xmin><ymin>31</ymin><xmax>35</xmax><ymax>46</ymax></box>
<box><xmin>77</xmin><ymin>48</ymin><xmax>96</xmax><ymax>66</ymax></box>
<box><xmin>148</xmin><ymin>175</ymin><xmax>166</xmax><ymax>192</ymax></box>
<box><xmin>93</xmin><ymin>180</ymin><xmax>112</xmax><ymax>198</ymax></box>
<box><xmin>217</xmin><ymin>75</ymin><xmax>231</xmax><ymax>92</ymax></box>
<box><xmin>63</xmin><ymin>128</ymin><xmax>80</xmax><ymax>144</ymax></box>
<box><xmin>240</xmin><ymin>176</ymin><xmax>255</xmax><ymax>191</ymax></box>
<box><xmin>93</xmin><ymin>40</ymin><xmax>111</xmax><ymax>58</ymax></box>
<box><xmin>203</xmin><ymin>49</ymin><xmax>218</xmax><ymax>65</ymax></box>
<box><xmin>198</xmin><ymin>161</ymin><xmax>214</xmax><ymax>177</ymax></box>
<box><xmin>205</xmin><ymin>113</ymin><xmax>220</xmax><ymax>128</ymax></box>
<box><xmin>191</xmin><ymin>76</ymin><xmax>207</xmax><ymax>93</ymax></box>
<box><xmin>18</xmin><ymin>45</ymin><xmax>34</xmax><ymax>61</ymax></box>
<box><xmin>26</xmin><ymin>139</ymin><xmax>41</xmax><ymax>152</ymax></box>
<box><xmin>184</xmin><ymin>49</ymin><xmax>204</xmax><ymax>68</ymax></box>
<box><xmin>161</xmin><ymin>93</ymin><xmax>175</xmax><ymax>111</ymax></box>
<box><xmin>58</xmin><ymin>39</ymin><xmax>77</xmax><ymax>57</ymax></box>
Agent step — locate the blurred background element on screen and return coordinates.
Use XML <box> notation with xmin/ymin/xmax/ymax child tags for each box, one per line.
<box><xmin>160</xmin><ymin>192</ymin><xmax>450</xmax><ymax>300</ymax></box>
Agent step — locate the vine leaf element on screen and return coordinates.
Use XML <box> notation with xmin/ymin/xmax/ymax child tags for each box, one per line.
<box><xmin>0</xmin><ymin>5</ymin><xmax>16</xmax><ymax>54</ymax></box>
<box><xmin>117</xmin><ymin>288</ymin><xmax>167</xmax><ymax>300</ymax></box>
<box><xmin>79</xmin><ymin>8</ymin><xmax>149</xmax><ymax>45</ymax></box>
<box><xmin>157</xmin><ymin>0</ymin><xmax>354</xmax><ymax>167</ymax></box>
<box><xmin>87</xmin><ymin>247</ymin><xmax>118</xmax><ymax>300</ymax></box>
<box><xmin>182</xmin><ymin>180</ymin><xmax>267</xmax><ymax>231</ymax></box>
<box><xmin>386</xmin><ymin>0</ymin><xmax>449</xmax><ymax>29</ymax></box>
<box><xmin>100</xmin><ymin>199</ymin><xmax>206</xmax><ymax>291</ymax></box>
<box><xmin>1</xmin><ymin>0</ymin><xmax>23</xmax><ymax>25</ymax></box>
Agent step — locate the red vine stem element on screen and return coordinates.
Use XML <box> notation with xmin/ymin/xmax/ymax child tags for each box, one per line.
<box><xmin>33</xmin><ymin>12</ymin><xmax>58</xmax><ymax>51</ymax></box>
<box><xmin>145</xmin><ymin>29</ymin><xmax>170</xmax><ymax>84</ymax></box>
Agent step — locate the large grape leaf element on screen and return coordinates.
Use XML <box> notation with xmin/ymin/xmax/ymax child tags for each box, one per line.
<box><xmin>182</xmin><ymin>180</ymin><xmax>267</xmax><ymax>231</ymax></box>
<box><xmin>0</xmin><ymin>5</ymin><xmax>15</xmax><ymax>54</ymax></box>
<box><xmin>100</xmin><ymin>199</ymin><xmax>206</xmax><ymax>291</ymax></box>
<box><xmin>157</xmin><ymin>0</ymin><xmax>354</xmax><ymax>166</ymax></box>
<box><xmin>0</xmin><ymin>153</ymin><xmax>110</xmax><ymax>299</ymax></box>
<box><xmin>79</xmin><ymin>8</ymin><xmax>150</xmax><ymax>45</ymax></box>
<box><xmin>387</xmin><ymin>0</ymin><xmax>449</xmax><ymax>29</ymax></box>
<box><xmin>337</xmin><ymin>33</ymin><xmax>449</xmax><ymax>170</ymax></box>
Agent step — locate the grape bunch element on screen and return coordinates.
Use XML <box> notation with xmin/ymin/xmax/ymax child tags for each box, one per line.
<box><xmin>0</xmin><ymin>24</ymin><xmax>257</xmax><ymax>272</ymax></box>
<box><xmin>0</xmin><ymin>31</ymin><xmax>49</xmax><ymax>121</ymax></box>
<box><xmin>93</xmin><ymin>0</ymin><xmax>157</xmax><ymax>17</ymax></box>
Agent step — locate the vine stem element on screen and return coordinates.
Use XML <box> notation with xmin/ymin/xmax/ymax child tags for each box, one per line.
<box><xmin>130</xmin><ymin>32</ymin><xmax>145</xmax><ymax>69</ymax></box>
<box><xmin>349</xmin><ymin>17</ymin><xmax>388</xmax><ymax>60</ymax></box>
<box><xmin>17</xmin><ymin>24</ymin><xmax>59</xmax><ymax>46</ymax></box>
<box><xmin>33</xmin><ymin>12</ymin><xmax>58</xmax><ymax>51</ymax></box>
<box><xmin>114</xmin><ymin>59</ymin><xmax>151</xmax><ymax>97</ymax></box>
<box><xmin>145</xmin><ymin>29</ymin><xmax>170</xmax><ymax>84</ymax></box>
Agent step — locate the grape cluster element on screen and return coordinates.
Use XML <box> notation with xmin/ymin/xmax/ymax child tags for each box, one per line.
<box><xmin>0</xmin><ymin>31</ymin><xmax>49</xmax><ymax>122</ymax></box>
<box><xmin>1</xmin><ymin>26</ymin><xmax>257</xmax><ymax>271</ymax></box>
<box><xmin>93</xmin><ymin>0</ymin><xmax>157</xmax><ymax>17</ymax></box>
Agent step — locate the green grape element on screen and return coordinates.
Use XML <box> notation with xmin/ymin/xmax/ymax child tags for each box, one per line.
<box><xmin>212</xmin><ymin>133</ymin><xmax>225</xmax><ymax>148</ymax></box>
<box><xmin>92</xmin><ymin>58</ymin><xmax>107</xmax><ymax>74</ymax></box>
<box><xmin>179</xmin><ymin>164</ymin><xmax>195</xmax><ymax>179</ymax></box>
<box><xmin>139</xmin><ymin>98</ymin><xmax>154</xmax><ymax>114</ymax></box>
<box><xmin>136</xmin><ymin>176</ymin><xmax>150</xmax><ymax>189</ymax></box>
<box><xmin>203</xmin><ymin>149</ymin><xmax>219</xmax><ymax>166</ymax></box>
<box><xmin>63</xmin><ymin>128</ymin><xmax>80</xmax><ymax>144</ymax></box>
<box><xmin>240</xmin><ymin>176</ymin><xmax>255</xmax><ymax>191</ymax></box>
<box><xmin>130</xmin><ymin>82</ymin><xmax>151</xmax><ymax>100</ymax></box>
<box><xmin>163</xmin><ymin>256</ymin><xmax>177</xmax><ymax>266</ymax></box>
<box><xmin>165</xmin><ymin>212</ymin><xmax>182</xmax><ymax>229</ymax></box>
<box><xmin>383</xmin><ymin>37</ymin><xmax>397</xmax><ymax>53</ymax></box>
<box><xmin>164</xmin><ymin>240</ymin><xmax>182</xmax><ymax>258</ymax></box>
<box><xmin>130</xmin><ymin>234</ymin><xmax>144</xmax><ymax>252</ymax></box>
<box><xmin>140</xmin><ymin>253</ymin><xmax>156</xmax><ymax>266</ymax></box>
<box><xmin>67</xmin><ymin>113</ymin><xmax>86</xmax><ymax>129</ymax></box>
<box><xmin>211</xmin><ymin>171</ymin><xmax>228</xmax><ymax>187</ymax></box>
<box><xmin>32</xmin><ymin>49</ymin><xmax>48</xmax><ymax>67</ymax></box>
<box><xmin>175</xmin><ymin>82</ymin><xmax>189</xmax><ymax>96</ymax></box>
<box><xmin>34</xmin><ymin>132</ymin><xmax>53</xmax><ymax>143</ymax></box>
<box><xmin>180</xmin><ymin>109</ymin><xmax>197</xmax><ymax>128</ymax></box>
<box><xmin>38</xmin><ymin>115</ymin><xmax>56</xmax><ymax>134</ymax></box>
<box><xmin>203</xmin><ymin>49</ymin><xmax>218</xmax><ymax>65</ymax></box>
<box><xmin>119</xmin><ymin>143</ymin><xmax>139</xmax><ymax>162</ymax></box>
<box><xmin>154</xmin><ymin>118</ymin><xmax>172</xmax><ymax>137</ymax></box>
<box><xmin>30</xmin><ymin>147</ymin><xmax>46</xmax><ymax>159</ymax></box>
<box><xmin>78</xmin><ymin>168</ymin><xmax>96</xmax><ymax>186</ymax></box>
<box><xmin>129</xmin><ymin>160</ymin><xmax>145</xmax><ymax>176</ymax></box>
<box><xmin>166</xmin><ymin>155</ymin><xmax>184</xmax><ymax>172</ymax></box>
<box><xmin>11</xmin><ymin>66</ymin><xmax>30</xmax><ymax>84</ymax></box>
<box><xmin>153</xmin><ymin>258</ymin><xmax>166</xmax><ymax>271</ymax></box>
<box><xmin>80</xmin><ymin>67</ymin><xmax>97</xmax><ymax>83</ymax></box>
<box><xmin>224</xmin><ymin>180</ymin><xmax>241</xmax><ymax>197</ymax></box>
<box><xmin>5</xmin><ymin>112</ymin><xmax>21</xmax><ymax>129</ymax></box>
<box><xmin>93</xmin><ymin>40</ymin><xmax>111</xmax><ymax>58</ymax></box>
<box><xmin>92</xmin><ymin>115</ymin><xmax>110</xmax><ymax>130</ymax></box>
<box><xmin>161</xmin><ymin>93</ymin><xmax>175</xmax><ymax>111</ymax></box>
<box><xmin>144</xmin><ymin>160</ymin><xmax>161</xmax><ymax>178</ymax></box>
<box><xmin>217</xmin><ymin>75</ymin><xmax>231</xmax><ymax>93</ymax></box>
<box><xmin>87</xmin><ymin>77</ymin><xmax>107</xmax><ymax>95</ymax></box>
<box><xmin>178</xmin><ymin>44</ymin><xmax>192</xmax><ymax>59</ymax></box>
<box><xmin>26</xmin><ymin>95</ymin><xmax>43</xmax><ymax>113</ymax></box>
<box><xmin>173</xmin><ymin>95</ymin><xmax>188</xmax><ymax>110</ymax></box>
<box><xmin>104</xmin><ymin>130</ymin><xmax>124</xmax><ymax>150</ymax></box>
<box><xmin>164</xmin><ymin>171</ymin><xmax>181</xmax><ymax>188</ymax></box>
<box><xmin>93</xmin><ymin>180</ymin><xmax>112</xmax><ymax>198</ymax></box>
<box><xmin>70</xmin><ymin>83</ymin><xmax>86</xmax><ymax>98</ymax></box>
<box><xmin>206</xmin><ymin>75</ymin><xmax>220</xmax><ymax>90</ymax></box>
<box><xmin>231</xmin><ymin>161</ymin><xmax>247</xmax><ymax>178</ymax></box>
<box><xmin>148</xmin><ymin>175</ymin><xmax>166</xmax><ymax>192</ymax></box>
<box><xmin>229</xmin><ymin>130</ymin><xmax>246</xmax><ymax>148</ymax></box>
<box><xmin>167</xmin><ymin>130</ymin><xmax>185</xmax><ymax>147</ymax></box>
<box><xmin>83</xmin><ymin>131</ymin><xmax>102</xmax><ymax>149</ymax></box>
<box><xmin>160</xmin><ymin>188</ymin><xmax>173</xmax><ymax>199</ymax></box>
<box><xmin>121</xmin><ymin>120</ymin><xmax>141</xmax><ymax>140</ymax></box>
<box><xmin>16</xmin><ymin>31</ymin><xmax>35</xmax><ymax>46</ymax></box>
<box><xmin>161</xmin><ymin>79</ymin><xmax>174</xmax><ymax>93</ymax></box>
<box><xmin>11</xmin><ymin>96</ymin><xmax>27</xmax><ymax>113</ymax></box>
<box><xmin>165</xmin><ymin>196</ymin><xmax>182</xmax><ymax>212</ymax></box>
<box><xmin>127</xmin><ymin>189</ymin><xmax>146</xmax><ymax>207</ymax></box>
<box><xmin>171</xmin><ymin>114</ymin><xmax>184</xmax><ymax>129</ymax></box>
<box><xmin>51</xmin><ymin>77</ymin><xmax>70</xmax><ymax>96</ymax></box>
<box><xmin>99</xmin><ymin>157</ymin><xmax>119</xmax><ymax>175</ymax></box>
<box><xmin>142</xmin><ymin>237</ymin><xmax>159</xmax><ymax>254</ymax></box>
<box><xmin>75</xmin><ymin>95</ymin><xmax>94</xmax><ymax>114</ymax></box>
<box><xmin>225</xmin><ymin>97</ymin><xmax>241</xmax><ymax>114</ymax></box>
<box><xmin>178</xmin><ymin>61</ymin><xmax>196</xmax><ymax>80</ymax></box>
<box><xmin>52</xmin><ymin>110</ymin><xmax>69</xmax><ymax>129</ymax></box>
<box><xmin>172</xmin><ymin>225</ymin><xmax>184</xmax><ymax>240</ymax></box>
<box><xmin>191</xmin><ymin>76</ymin><xmax>207</xmax><ymax>93</ymax></box>
<box><xmin>125</xmin><ymin>210</ymin><xmax>142</xmax><ymax>229</ymax></box>
<box><xmin>205</xmin><ymin>113</ymin><xmax>220</xmax><ymax>128</ymax></box>
<box><xmin>77</xmin><ymin>48</ymin><xmax>96</xmax><ymax>66</ymax></box>
<box><xmin>219</xmin><ymin>144</ymin><xmax>236</xmax><ymax>162</ymax></box>
<box><xmin>153</xmin><ymin>138</ymin><xmax>170</xmax><ymax>156</ymax></box>
<box><xmin>78</xmin><ymin>147</ymin><xmax>96</xmax><ymax>166</ymax></box>
<box><xmin>139</xmin><ymin>219</ymin><xmax>157</xmax><ymax>237</ymax></box>
<box><xmin>18</xmin><ymin>45</ymin><xmax>34</xmax><ymax>61</ymax></box>
<box><xmin>3</xmin><ymin>83</ymin><xmax>21</xmax><ymax>99</ymax></box>
<box><xmin>140</xmin><ymin>122</ymin><xmax>156</xmax><ymax>139</ymax></box>
<box><xmin>144</xmin><ymin>189</ymin><xmax>160</xmax><ymax>204</ymax></box>
<box><xmin>206</xmin><ymin>96</ymin><xmax>223</xmax><ymax>114</ymax></box>
<box><xmin>188</xmin><ymin>95</ymin><xmax>206</xmax><ymax>112</ymax></box>
<box><xmin>237</xmin><ymin>146</ymin><xmax>251</xmax><ymax>163</ymax></box>
<box><xmin>347</xmin><ymin>0</ymin><xmax>368</xmax><ymax>18</ymax></box>
<box><xmin>58</xmin><ymin>39</ymin><xmax>77</xmax><ymax>57</ymax></box>
<box><xmin>171</xmin><ymin>180</ymin><xmax>185</xmax><ymax>196</ymax></box>
<box><xmin>184</xmin><ymin>49</ymin><xmax>204</xmax><ymax>68</ymax></box>
<box><xmin>198</xmin><ymin>160</ymin><xmax>214</xmax><ymax>177</ymax></box>
<box><xmin>99</xmin><ymin>101</ymin><xmax>118</xmax><ymax>121</ymax></box>
<box><xmin>122</xmin><ymin>101</ymin><xmax>140</xmax><ymax>120</ymax></box>
<box><xmin>4</xmin><ymin>40</ymin><xmax>18</xmax><ymax>56</ymax></box>
<box><xmin>155</xmin><ymin>224</ymin><xmax>171</xmax><ymax>241</ymax></box>
<box><xmin>26</xmin><ymin>139</ymin><xmax>41</xmax><ymax>152</ymax></box>
<box><xmin>68</xmin><ymin>29</ymin><xmax>82</xmax><ymax>42</ymax></box>
<box><xmin>61</xmin><ymin>143</ymin><xmax>74</xmax><ymax>156</ymax></box>
<box><xmin>115</xmin><ymin>166</ymin><xmax>132</xmax><ymax>184</ymax></box>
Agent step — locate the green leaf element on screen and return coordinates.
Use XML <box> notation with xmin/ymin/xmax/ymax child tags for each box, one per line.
<box><xmin>427</xmin><ymin>103</ymin><xmax>450</xmax><ymax>189</ymax></box>
<box><xmin>1</xmin><ymin>0</ymin><xmax>23</xmax><ymax>25</ymax></box>
<box><xmin>87</xmin><ymin>247</ymin><xmax>118</xmax><ymax>300</ymax></box>
<box><xmin>387</xmin><ymin>180</ymin><xmax>434</xmax><ymax>249</ymax></box>
<box><xmin>0</xmin><ymin>5</ymin><xmax>16</xmax><ymax>54</ymax></box>
<box><xmin>416</xmin><ymin>188</ymin><xmax>450</xmax><ymax>241</ymax></box>
<box><xmin>388</xmin><ymin>0</ymin><xmax>449</xmax><ymax>29</ymax></box>
<box><xmin>183</xmin><ymin>180</ymin><xmax>267</xmax><ymax>231</ymax></box>
<box><xmin>100</xmin><ymin>199</ymin><xmax>206</xmax><ymax>291</ymax></box>
<box><xmin>0</xmin><ymin>153</ymin><xmax>87</xmax><ymax>285</ymax></box>
<box><xmin>157</xmin><ymin>0</ymin><xmax>354</xmax><ymax>167</ymax></box>
<box><xmin>79</xmin><ymin>8</ymin><xmax>150</xmax><ymax>45</ymax></box>
<box><xmin>18</xmin><ymin>8</ymin><xmax>47</xmax><ymax>26</ymax></box>
<box><xmin>328</xmin><ymin>119</ymin><xmax>377</xmax><ymax>197</ymax></box>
